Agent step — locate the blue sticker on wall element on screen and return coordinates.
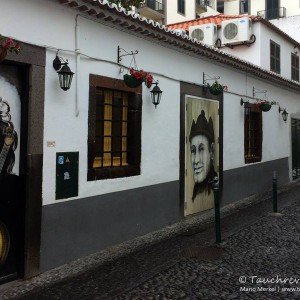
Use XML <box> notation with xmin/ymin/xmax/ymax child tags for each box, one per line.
<box><xmin>58</xmin><ymin>156</ymin><xmax>64</xmax><ymax>165</ymax></box>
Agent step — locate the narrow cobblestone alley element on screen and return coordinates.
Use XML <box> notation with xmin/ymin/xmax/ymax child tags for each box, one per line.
<box><xmin>3</xmin><ymin>186</ymin><xmax>300</xmax><ymax>300</ymax></box>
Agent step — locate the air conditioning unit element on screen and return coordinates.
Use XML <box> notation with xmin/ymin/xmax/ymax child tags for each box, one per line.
<box><xmin>173</xmin><ymin>29</ymin><xmax>187</xmax><ymax>37</ymax></box>
<box><xmin>221</xmin><ymin>17</ymin><xmax>252</xmax><ymax>45</ymax></box>
<box><xmin>189</xmin><ymin>23</ymin><xmax>218</xmax><ymax>47</ymax></box>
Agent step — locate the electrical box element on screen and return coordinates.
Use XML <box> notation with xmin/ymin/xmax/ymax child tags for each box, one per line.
<box><xmin>56</xmin><ymin>152</ymin><xmax>79</xmax><ymax>200</ymax></box>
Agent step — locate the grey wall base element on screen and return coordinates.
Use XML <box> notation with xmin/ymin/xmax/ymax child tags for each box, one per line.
<box><xmin>40</xmin><ymin>181</ymin><xmax>180</xmax><ymax>272</ymax></box>
<box><xmin>40</xmin><ymin>157</ymin><xmax>290</xmax><ymax>272</ymax></box>
<box><xmin>222</xmin><ymin>157</ymin><xmax>289</xmax><ymax>206</ymax></box>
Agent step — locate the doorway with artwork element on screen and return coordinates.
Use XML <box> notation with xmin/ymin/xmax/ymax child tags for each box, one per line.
<box><xmin>291</xmin><ymin>118</ymin><xmax>300</xmax><ymax>180</ymax></box>
<box><xmin>184</xmin><ymin>95</ymin><xmax>220</xmax><ymax>216</ymax></box>
<box><xmin>0</xmin><ymin>63</ymin><xmax>28</xmax><ymax>283</ymax></box>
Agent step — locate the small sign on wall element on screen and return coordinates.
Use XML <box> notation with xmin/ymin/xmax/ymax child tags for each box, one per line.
<box><xmin>56</xmin><ymin>152</ymin><xmax>79</xmax><ymax>200</ymax></box>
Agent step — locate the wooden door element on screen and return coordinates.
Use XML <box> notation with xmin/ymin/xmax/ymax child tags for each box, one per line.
<box><xmin>0</xmin><ymin>63</ymin><xmax>27</xmax><ymax>283</ymax></box>
<box><xmin>292</xmin><ymin>118</ymin><xmax>300</xmax><ymax>180</ymax></box>
<box><xmin>184</xmin><ymin>96</ymin><xmax>219</xmax><ymax>216</ymax></box>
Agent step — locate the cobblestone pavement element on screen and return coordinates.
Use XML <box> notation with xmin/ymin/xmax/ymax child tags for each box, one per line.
<box><xmin>116</xmin><ymin>202</ymin><xmax>300</xmax><ymax>300</ymax></box>
<box><xmin>13</xmin><ymin>188</ymin><xmax>300</xmax><ymax>300</ymax></box>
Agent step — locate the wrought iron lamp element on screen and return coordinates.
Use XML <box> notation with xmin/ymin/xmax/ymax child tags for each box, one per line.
<box><xmin>53</xmin><ymin>55</ymin><xmax>74</xmax><ymax>91</ymax></box>
<box><xmin>150</xmin><ymin>82</ymin><xmax>162</xmax><ymax>108</ymax></box>
<box><xmin>279</xmin><ymin>107</ymin><xmax>288</xmax><ymax>122</ymax></box>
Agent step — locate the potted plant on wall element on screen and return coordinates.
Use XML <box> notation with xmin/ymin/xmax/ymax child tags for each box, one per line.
<box><xmin>207</xmin><ymin>81</ymin><xmax>223</xmax><ymax>95</ymax></box>
<box><xmin>0</xmin><ymin>35</ymin><xmax>21</xmax><ymax>62</ymax></box>
<box><xmin>255</xmin><ymin>100</ymin><xmax>278</xmax><ymax>112</ymax></box>
<box><xmin>123</xmin><ymin>68</ymin><xmax>153</xmax><ymax>88</ymax></box>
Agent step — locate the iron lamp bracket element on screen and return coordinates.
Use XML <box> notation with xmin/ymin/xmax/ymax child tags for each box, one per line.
<box><xmin>117</xmin><ymin>46</ymin><xmax>139</xmax><ymax>64</ymax></box>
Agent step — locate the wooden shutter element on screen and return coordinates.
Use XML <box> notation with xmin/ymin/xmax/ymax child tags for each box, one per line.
<box><xmin>292</xmin><ymin>53</ymin><xmax>299</xmax><ymax>81</ymax></box>
<box><xmin>87</xmin><ymin>85</ymin><xmax>97</xmax><ymax>180</ymax></box>
<box><xmin>127</xmin><ymin>93</ymin><xmax>142</xmax><ymax>175</ymax></box>
<box><xmin>244</xmin><ymin>104</ymin><xmax>262</xmax><ymax>164</ymax></box>
<box><xmin>270</xmin><ymin>41</ymin><xmax>280</xmax><ymax>73</ymax></box>
<box><xmin>276</xmin><ymin>43</ymin><xmax>280</xmax><ymax>73</ymax></box>
<box><xmin>270</xmin><ymin>41</ymin><xmax>276</xmax><ymax>72</ymax></box>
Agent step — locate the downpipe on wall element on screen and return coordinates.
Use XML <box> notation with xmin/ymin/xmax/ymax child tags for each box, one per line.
<box><xmin>75</xmin><ymin>14</ymin><xmax>80</xmax><ymax>117</ymax></box>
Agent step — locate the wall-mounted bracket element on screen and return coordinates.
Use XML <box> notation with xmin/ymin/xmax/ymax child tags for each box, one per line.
<box><xmin>203</xmin><ymin>72</ymin><xmax>220</xmax><ymax>85</ymax></box>
<box><xmin>117</xmin><ymin>46</ymin><xmax>139</xmax><ymax>64</ymax></box>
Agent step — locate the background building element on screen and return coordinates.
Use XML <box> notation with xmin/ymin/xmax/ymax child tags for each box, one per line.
<box><xmin>168</xmin><ymin>15</ymin><xmax>300</xmax><ymax>83</ymax></box>
<box><xmin>141</xmin><ymin>0</ymin><xmax>300</xmax><ymax>25</ymax></box>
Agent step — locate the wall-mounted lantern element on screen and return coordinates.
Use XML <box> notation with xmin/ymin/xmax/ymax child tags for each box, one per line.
<box><xmin>240</xmin><ymin>98</ymin><xmax>250</xmax><ymax>115</ymax></box>
<box><xmin>150</xmin><ymin>82</ymin><xmax>162</xmax><ymax>108</ymax></box>
<box><xmin>279</xmin><ymin>107</ymin><xmax>288</xmax><ymax>122</ymax></box>
<box><xmin>53</xmin><ymin>55</ymin><xmax>74</xmax><ymax>91</ymax></box>
<box><xmin>293</xmin><ymin>46</ymin><xmax>299</xmax><ymax>55</ymax></box>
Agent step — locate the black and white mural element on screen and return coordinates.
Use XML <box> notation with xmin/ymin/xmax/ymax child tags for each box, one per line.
<box><xmin>185</xmin><ymin>96</ymin><xmax>219</xmax><ymax>216</ymax></box>
<box><xmin>0</xmin><ymin>75</ymin><xmax>21</xmax><ymax>276</ymax></box>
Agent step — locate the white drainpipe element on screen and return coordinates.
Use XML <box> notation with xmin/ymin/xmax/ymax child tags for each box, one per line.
<box><xmin>75</xmin><ymin>14</ymin><xmax>80</xmax><ymax>117</ymax></box>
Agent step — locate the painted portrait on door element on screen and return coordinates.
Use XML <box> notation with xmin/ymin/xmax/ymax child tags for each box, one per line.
<box><xmin>0</xmin><ymin>75</ymin><xmax>21</xmax><ymax>276</ymax></box>
<box><xmin>185</xmin><ymin>96</ymin><xmax>219</xmax><ymax>216</ymax></box>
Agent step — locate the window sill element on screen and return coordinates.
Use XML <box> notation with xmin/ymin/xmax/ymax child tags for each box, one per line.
<box><xmin>87</xmin><ymin>165</ymin><xmax>140</xmax><ymax>181</ymax></box>
<box><xmin>245</xmin><ymin>157</ymin><xmax>262</xmax><ymax>164</ymax></box>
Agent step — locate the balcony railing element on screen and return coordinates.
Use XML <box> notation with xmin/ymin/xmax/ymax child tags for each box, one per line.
<box><xmin>257</xmin><ymin>7</ymin><xmax>286</xmax><ymax>20</ymax></box>
<box><xmin>139</xmin><ymin>0</ymin><xmax>165</xmax><ymax>13</ymax></box>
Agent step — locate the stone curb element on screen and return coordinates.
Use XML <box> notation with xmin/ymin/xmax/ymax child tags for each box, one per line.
<box><xmin>1</xmin><ymin>178</ymin><xmax>300</xmax><ymax>299</ymax></box>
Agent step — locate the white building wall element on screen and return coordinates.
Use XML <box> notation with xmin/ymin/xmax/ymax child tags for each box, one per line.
<box><xmin>200</xmin><ymin>5</ymin><xmax>220</xmax><ymax>18</ymax></box>
<box><xmin>219</xmin><ymin>21</ymin><xmax>262</xmax><ymax>67</ymax></box>
<box><xmin>166</xmin><ymin>0</ymin><xmax>196</xmax><ymax>24</ymax></box>
<box><xmin>259</xmin><ymin>22</ymin><xmax>297</xmax><ymax>79</ymax></box>
<box><xmin>224</xmin><ymin>0</ymin><xmax>240</xmax><ymax>15</ymax></box>
<box><xmin>0</xmin><ymin>0</ymin><xmax>299</xmax><ymax>206</ymax></box>
<box><xmin>271</xmin><ymin>16</ymin><xmax>300</xmax><ymax>43</ymax></box>
<box><xmin>249</xmin><ymin>0</ymin><xmax>266</xmax><ymax>15</ymax></box>
<box><xmin>219</xmin><ymin>22</ymin><xmax>297</xmax><ymax>81</ymax></box>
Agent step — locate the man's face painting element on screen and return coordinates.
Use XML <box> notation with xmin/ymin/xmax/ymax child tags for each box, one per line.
<box><xmin>190</xmin><ymin>134</ymin><xmax>211</xmax><ymax>183</ymax></box>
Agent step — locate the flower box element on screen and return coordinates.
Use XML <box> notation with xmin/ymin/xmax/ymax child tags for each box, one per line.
<box><xmin>259</xmin><ymin>103</ymin><xmax>272</xmax><ymax>112</ymax></box>
<box><xmin>208</xmin><ymin>81</ymin><xmax>223</xmax><ymax>95</ymax></box>
<box><xmin>123</xmin><ymin>74</ymin><xmax>143</xmax><ymax>88</ymax></box>
<box><xmin>123</xmin><ymin>68</ymin><xmax>154</xmax><ymax>89</ymax></box>
<box><xmin>0</xmin><ymin>36</ymin><xmax>21</xmax><ymax>62</ymax></box>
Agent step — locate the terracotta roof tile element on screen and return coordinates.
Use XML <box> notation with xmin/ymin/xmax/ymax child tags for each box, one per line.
<box><xmin>168</xmin><ymin>14</ymin><xmax>260</xmax><ymax>30</ymax></box>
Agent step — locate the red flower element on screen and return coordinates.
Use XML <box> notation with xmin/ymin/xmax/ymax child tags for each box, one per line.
<box><xmin>145</xmin><ymin>74</ymin><xmax>153</xmax><ymax>88</ymax></box>
<box><xmin>4</xmin><ymin>38</ymin><xmax>14</xmax><ymax>48</ymax></box>
<box><xmin>128</xmin><ymin>68</ymin><xmax>154</xmax><ymax>88</ymax></box>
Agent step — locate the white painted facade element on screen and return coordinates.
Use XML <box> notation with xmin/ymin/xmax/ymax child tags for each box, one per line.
<box><xmin>166</xmin><ymin>0</ymin><xmax>197</xmax><ymax>24</ymax></box>
<box><xmin>219</xmin><ymin>20</ymin><xmax>299</xmax><ymax>81</ymax></box>
<box><xmin>271</xmin><ymin>15</ymin><xmax>300</xmax><ymax>43</ymax></box>
<box><xmin>0</xmin><ymin>0</ymin><xmax>299</xmax><ymax>209</ymax></box>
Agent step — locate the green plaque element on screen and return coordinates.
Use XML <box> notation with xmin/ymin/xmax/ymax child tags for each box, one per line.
<box><xmin>56</xmin><ymin>152</ymin><xmax>79</xmax><ymax>200</ymax></box>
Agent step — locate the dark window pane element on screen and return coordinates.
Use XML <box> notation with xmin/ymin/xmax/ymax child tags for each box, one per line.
<box><xmin>270</xmin><ymin>41</ymin><xmax>280</xmax><ymax>73</ymax></box>
<box><xmin>240</xmin><ymin>0</ymin><xmax>249</xmax><ymax>13</ymax></box>
<box><xmin>244</xmin><ymin>106</ymin><xmax>262</xmax><ymax>164</ymax></box>
<box><xmin>178</xmin><ymin>0</ymin><xmax>185</xmax><ymax>14</ymax></box>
